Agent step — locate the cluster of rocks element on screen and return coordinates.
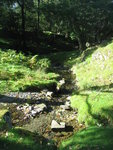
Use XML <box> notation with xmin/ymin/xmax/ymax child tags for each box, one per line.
<box><xmin>60</xmin><ymin>96</ymin><xmax>71</xmax><ymax>111</ymax></box>
<box><xmin>0</xmin><ymin>89</ymin><xmax>76</xmax><ymax>132</ymax></box>
<box><xmin>17</xmin><ymin>103</ymin><xmax>47</xmax><ymax>119</ymax></box>
<box><xmin>50</xmin><ymin>96</ymin><xmax>74</xmax><ymax>131</ymax></box>
<box><xmin>56</xmin><ymin>78</ymin><xmax>65</xmax><ymax>91</ymax></box>
<box><xmin>5</xmin><ymin>91</ymin><xmax>53</xmax><ymax>100</ymax></box>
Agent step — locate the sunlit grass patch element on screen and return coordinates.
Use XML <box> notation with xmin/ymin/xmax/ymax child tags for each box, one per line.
<box><xmin>71</xmin><ymin>40</ymin><xmax>113</xmax><ymax>90</ymax></box>
<box><xmin>59</xmin><ymin>126</ymin><xmax>113</xmax><ymax>150</ymax></box>
<box><xmin>71</xmin><ymin>91</ymin><xmax>113</xmax><ymax>126</ymax></box>
<box><xmin>0</xmin><ymin>49</ymin><xmax>59</xmax><ymax>93</ymax></box>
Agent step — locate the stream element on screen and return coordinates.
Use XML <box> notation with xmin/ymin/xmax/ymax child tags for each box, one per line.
<box><xmin>0</xmin><ymin>66</ymin><xmax>85</xmax><ymax>148</ymax></box>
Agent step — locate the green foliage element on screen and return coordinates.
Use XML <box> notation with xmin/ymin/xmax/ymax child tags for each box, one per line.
<box><xmin>0</xmin><ymin>49</ymin><xmax>59</xmax><ymax>93</ymax></box>
<box><xmin>28</xmin><ymin>55</ymin><xmax>38</xmax><ymax>69</ymax></box>
<box><xmin>37</xmin><ymin>58</ymin><xmax>51</xmax><ymax>71</ymax></box>
<box><xmin>42</xmin><ymin>0</ymin><xmax>113</xmax><ymax>51</ymax></box>
<box><xmin>1</xmin><ymin>0</ymin><xmax>113</xmax><ymax>52</ymax></box>
<box><xmin>0</xmin><ymin>49</ymin><xmax>28</xmax><ymax>65</ymax></box>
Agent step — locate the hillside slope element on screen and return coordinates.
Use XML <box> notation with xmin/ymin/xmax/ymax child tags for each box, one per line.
<box><xmin>60</xmin><ymin>40</ymin><xmax>113</xmax><ymax>150</ymax></box>
<box><xmin>70</xmin><ymin>40</ymin><xmax>113</xmax><ymax>126</ymax></box>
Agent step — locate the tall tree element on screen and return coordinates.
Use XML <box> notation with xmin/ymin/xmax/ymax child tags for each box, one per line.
<box><xmin>17</xmin><ymin>0</ymin><xmax>26</xmax><ymax>50</ymax></box>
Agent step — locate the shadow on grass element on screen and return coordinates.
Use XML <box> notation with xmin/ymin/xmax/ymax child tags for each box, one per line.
<box><xmin>60</xmin><ymin>126</ymin><xmax>113</xmax><ymax>150</ymax></box>
<box><xmin>79</xmin><ymin>93</ymin><xmax>106</xmax><ymax>125</ymax></box>
<box><xmin>72</xmin><ymin>90</ymin><xmax>113</xmax><ymax>125</ymax></box>
<box><xmin>89</xmin><ymin>83</ymin><xmax>113</xmax><ymax>92</ymax></box>
<box><xmin>85</xmin><ymin>94</ymin><xmax>112</xmax><ymax>125</ymax></box>
<box><xmin>0</xmin><ymin>128</ymin><xmax>56</xmax><ymax>150</ymax></box>
<box><xmin>61</xmin><ymin>89</ymin><xmax>113</xmax><ymax>149</ymax></box>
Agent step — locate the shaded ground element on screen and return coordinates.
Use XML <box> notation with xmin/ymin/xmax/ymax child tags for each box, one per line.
<box><xmin>0</xmin><ymin>128</ymin><xmax>57</xmax><ymax>150</ymax></box>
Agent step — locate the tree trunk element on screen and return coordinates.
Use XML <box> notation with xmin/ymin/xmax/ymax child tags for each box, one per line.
<box><xmin>37</xmin><ymin>0</ymin><xmax>40</xmax><ymax>33</ymax></box>
<box><xmin>77</xmin><ymin>36</ymin><xmax>86</xmax><ymax>53</ymax></box>
<box><xmin>21</xmin><ymin>0</ymin><xmax>26</xmax><ymax>50</ymax></box>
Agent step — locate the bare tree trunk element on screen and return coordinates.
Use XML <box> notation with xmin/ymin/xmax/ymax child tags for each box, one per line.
<box><xmin>17</xmin><ymin>0</ymin><xmax>26</xmax><ymax>50</ymax></box>
<box><xmin>21</xmin><ymin>0</ymin><xmax>26</xmax><ymax>50</ymax></box>
<box><xmin>77</xmin><ymin>36</ymin><xmax>86</xmax><ymax>53</ymax></box>
<box><xmin>37</xmin><ymin>0</ymin><xmax>40</xmax><ymax>33</ymax></box>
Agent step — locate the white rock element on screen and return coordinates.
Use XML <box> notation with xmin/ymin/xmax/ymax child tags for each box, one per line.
<box><xmin>31</xmin><ymin>110</ymin><xmax>37</xmax><ymax>116</ymax></box>
<box><xmin>60</xmin><ymin>105</ymin><xmax>71</xmax><ymax>110</ymax></box>
<box><xmin>51</xmin><ymin>120</ymin><xmax>65</xmax><ymax>129</ymax></box>
<box><xmin>28</xmin><ymin>106</ymin><xmax>32</xmax><ymax>111</ymax></box>
<box><xmin>17</xmin><ymin>105</ymin><xmax>23</xmax><ymax>110</ymax></box>
<box><xmin>34</xmin><ymin>103</ymin><xmax>47</xmax><ymax>113</ymax></box>
<box><xmin>56</xmin><ymin>78</ymin><xmax>65</xmax><ymax>90</ymax></box>
<box><xmin>65</xmin><ymin>101</ymin><xmax>71</xmax><ymax>106</ymax></box>
<box><xmin>59</xmin><ymin>78</ymin><xmax>65</xmax><ymax>85</ymax></box>
<box><xmin>46</xmin><ymin>91</ymin><xmax>53</xmax><ymax>97</ymax></box>
<box><xmin>66</xmin><ymin>96</ymin><xmax>71</xmax><ymax>100</ymax></box>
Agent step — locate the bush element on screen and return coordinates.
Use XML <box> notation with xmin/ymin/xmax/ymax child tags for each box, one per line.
<box><xmin>37</xmin><ymin>58</ymin><xmax>51</xmax><ymax>71</ymax></box>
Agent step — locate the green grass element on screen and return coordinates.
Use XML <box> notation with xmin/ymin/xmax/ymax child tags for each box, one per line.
<box><xmin>60</xmin><ymin>40</ymin><xmax>113</xmax><ymax>149</ymax></box>
<box><xmin>59</xmin><ymin>126</ymin><xmax>113</xmax><ymax>150</ymax></box>
<box><xmin>70</xmin><ymin>40</ymin><xmax>113</xmax><ymax>126</ymax></box>
<box><xmin>71</xmin><ymin>91</ymin><xmax>113</xmax><ymax>126</ymax></box>
<box><xmin>0</xmin><ymin>49</ymin><xmax>59</xmax><ymax>93</ymax></box>
<box><xmin>71</xmin><ymin>40</ymin><xmax>113</xmax><ymax>90</ymax></box>
<box><xmin>0</xmin><ymin>128</ymin><xmax>55</xmax><ymax>150</ymax></box>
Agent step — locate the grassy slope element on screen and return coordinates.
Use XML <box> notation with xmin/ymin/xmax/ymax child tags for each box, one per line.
<box><xmin>71</xmin><ymin>40</ymin><xmax>113</xmax><ymax>126</ymax></box>
<box><xmin>59</xmin><ymin>40</ymin><xmax>113</xmax><ymax>149</ymax></box>
<box><xmin>0</xmin><ymin>49</ymin><xmax>59</xmax><ymax>94</ymax></box>
<box><xmin>59</xmin><ymin>126</ymin><xmax>113</xmax><ymax>150</ymax></box>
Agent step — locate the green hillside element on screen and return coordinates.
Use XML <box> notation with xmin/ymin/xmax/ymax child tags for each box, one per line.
<box><xmin>60</xmin><ymin>40</ymin><xmax>113</xmax><ymax>149</ymax></box>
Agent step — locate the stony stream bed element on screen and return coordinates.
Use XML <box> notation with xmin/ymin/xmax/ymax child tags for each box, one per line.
<box><xmin>0</xmin><ymin>67</ymin><xmax>85</xmax><ymax>148</ymax></box>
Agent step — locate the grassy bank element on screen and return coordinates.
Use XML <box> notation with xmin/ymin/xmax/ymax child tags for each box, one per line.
<box><xmin>59</xmin><ymin>39</ymin><xmax>113</xmax><ymax>149</ymax></box>
<box><xmin>71</xmin><ymin>40</ymin><xmax>113</xmax><ymax>125</ymax></box>
<box><xmin>59</xmin><ymin>126</ymin><xmax>113</xmax><ymax>150</ymax></box>
<box><xmin>0</xmin><ymin>49</ymin><xmax>59</xmax><ymax>94</ymax></box>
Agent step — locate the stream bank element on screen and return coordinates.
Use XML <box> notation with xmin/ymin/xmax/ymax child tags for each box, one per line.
<box><xmin>0</xmin><ymin>66</ymin><xmax>85</xmax><ymax>148</ymax></box>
